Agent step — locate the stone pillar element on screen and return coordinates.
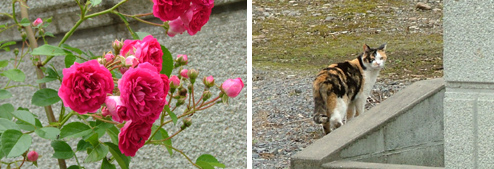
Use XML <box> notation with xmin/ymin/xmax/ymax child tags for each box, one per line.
<box><xmin>444</xmin><ymin>1</ymin><xmax>494</xmax><ymax>168</ymax></box>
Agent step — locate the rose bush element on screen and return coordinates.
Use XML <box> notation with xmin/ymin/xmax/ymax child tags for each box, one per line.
<box><xmin>0</xmin><ymin>0</ymin><xmax>244</xmax><ymax>168</ymax></box>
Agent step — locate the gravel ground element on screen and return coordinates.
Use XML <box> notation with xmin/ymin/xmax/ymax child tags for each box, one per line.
<box><xmin>252</xmin><ymin>68</ymin><xmax>419</xmax><ymax>169</ymax></box>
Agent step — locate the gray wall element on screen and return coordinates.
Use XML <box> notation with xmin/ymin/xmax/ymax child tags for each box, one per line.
<box><xmin>443</xmin><ymin>1</ymin><xmax>494</xmax><ymax>168</ymax></box>
<box><xmin>0</xmin><ymin>0</ymin><xmax>246</xmax><ymax>168</ymax></box>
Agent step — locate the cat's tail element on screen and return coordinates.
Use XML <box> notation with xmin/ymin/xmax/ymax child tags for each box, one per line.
<box><xmin>313</xmin><ymin>76</ymin><xmax>330</xmax><ymax>124</ymax></box>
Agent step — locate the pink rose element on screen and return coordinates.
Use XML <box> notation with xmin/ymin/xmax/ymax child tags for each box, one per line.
<box><xmin>59</xmin><ymin>60</ymin><xmax>114</xmax><ymax>114</ymax></box>
<box><xmin>120</xmin><ymin>39</ymin><xmax>140</xmax><ymax>57</ymax></box>
<box><xmin>118</xmin><ymin>63</ymin><xmax>165</xmax><ymax>123</ymax></box>
<box><xmin>32</xmin><ymin>18</ymin><xmax>43</xmax><ymax>27</ymax></box>
<box><xmin>181</xmin><ymin>4</ymin><xmax>213</xmax><ymax>36</ymax></box>
<box><xmin>170</xmin><ymin>75</ymin><xmax>180</xmax><ymax>88</ymax></box>
<box><xmin>135</xmin><ymin>35</ymin><xmax>163</xmax><ymax>72</ymax></box>
<box><xmin>180</xmin><ymin>69</ymin><xmax>189</xmax><ymax>78</ymax></box>
<box><xmin>167</xmin><ymin>18</ymin><xmax>186</xmax><ymax>37</ymax></box>
<box><xmin>152</xmin><ymin>0</ymin><xmax>191</xmax><ymax>22</ymax></box>
<box><xmin>160</xmin><ymin>74</ymin><xmax>170</xmax><ymax>104</ymax></box>
<box><xmin>118</xmin><ymin>120</ymin><xmax>152</xmax><ymax>156</ymax></box>
<box><xmin>192</xmin><ymin>0</ymin><xmax>214</xmax><ymax>6</ymax></box>
<box><xmin>105</xmin><ymin>96</ymin><xmax>129</xmax><ymax>123</ymax></box>
<box><xmin>120</xmin><ymin>36</ymin><xmax>163</xmax><ymax>72</ymax></box>
<box><xmin>221</xmin><ymin>78</ymin><xmax>244</xmax><ymax>98</ymax></box>
<box><xmin>27</xmin><ymin>151</ymin><xmax>38</xmax><ymax>162</ymax></box>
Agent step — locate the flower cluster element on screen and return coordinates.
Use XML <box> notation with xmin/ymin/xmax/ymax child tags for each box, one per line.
<box><xmin>58</xmin><ymin>35</ymin><xmax>244</xmax><ymax>157</ymax></box>
<box><xmin>152</xmin><ymin>0</ymin><xmax>214</xmax><ymax>37</ymax></box>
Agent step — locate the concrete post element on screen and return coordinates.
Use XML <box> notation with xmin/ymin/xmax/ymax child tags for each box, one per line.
<box><xmin>443</xmin><ymin>1</ymin><xmax>494</xmax><ymax>168</ymax></box>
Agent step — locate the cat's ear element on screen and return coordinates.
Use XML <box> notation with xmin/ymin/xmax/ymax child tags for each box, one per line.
<box><xmin>363</xmin><ymin>44</ymin><xmax>371</xmax><ymax>52</ymax></box>
<box><xmin>378</xmin><ymin>43</ymin><xmax>387</xmax><ymax>51</ymax></box>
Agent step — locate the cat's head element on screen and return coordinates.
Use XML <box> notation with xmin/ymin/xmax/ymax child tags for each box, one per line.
<box><xmin>361</xmin><ymin>43</ymin><xmax>387</xmax><ymax>70</ymax></box>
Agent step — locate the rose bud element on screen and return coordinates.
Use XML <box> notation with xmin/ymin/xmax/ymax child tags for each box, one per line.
<box><xmin>187</xmin><ymin>69</ymin><xmax>199</xmax><ymax>84</ymax></box>
<box><xmin>202</xmin><ymin>90</ymin><xmax>212</xmax><ymax>101</ymax></box>
<box><xmin>178</xmin><ymin>86</ymin><xmax>188</xmax><ymax>97</ymax></box>
<box><xmin>180</xmin><ymin>69</ymin><xmax>189</xmax><ymax>79</ymax></box>
<box><xmin>169</xmin><ymin>75</ymin><xmax>180</xmax><ymax>89</ymax></box>
<box><xmin>32</xmin><ymin>18</ymin><xmax>43</xmax><ymax>27</ymax></box>
<box><xmin>125</xmin><ymin>55</ymin><xmax>139</xmax><ymax>67</ymax></box>
<box><xmin>105</xmin><ymin>96</ymin><xmax>129</xmax><ymax>123</ymax></box>
<box><xmin>175</xmin><ymin>97</ymin><xmax>186</xmax><ymax>107</ymax></box>
<box><xmin>221</xmin><ymin>78</ymin><xmax>244</xmax><ymax>98</ymax></box>
<box><xmin>27</xmin><ymin>151</ymin><xmax>38</xmax><ymax>162</ymax></box>
<box><xmin>105</xmin><ymin>52</ymin><xmax>115</xmax><ymax>62</ymax></box>
<box><xmin>176</xmin><ymin>54</ymin><xmax>188</xmax><ymax>66</ymax></box>
<box><xmin>112</xmin><ymin>39</ymin><xmax>123</xmax><ymax>55</ymax></box>
<box><xmin>181</xmin><ymin>117</ymin><xmax>192</xmax><ymax>130</ymax></box>
<box><xmin>202</xmin><ymin>76</ymin><xmax>214</xmax><ymax>88</ymax></box>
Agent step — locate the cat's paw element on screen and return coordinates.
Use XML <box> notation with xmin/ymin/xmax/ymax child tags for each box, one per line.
<box><xmin>313</xmin><ymin>115</ymin><xmax>329</xmax><ymax>124</ymax></box>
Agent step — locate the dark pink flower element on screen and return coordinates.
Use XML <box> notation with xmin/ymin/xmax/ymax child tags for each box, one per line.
<box><xmin>27</xmin><ymin>151</ymin><xmax>38</xmax><ymax>162</ymax></box>
<box><xmin>135</xmin><ymin>35</ymin><xmax>163</xmax><ymax>72</ymax></box>
<box><xmin>120</xmin><ymin>39</ymin><xmax>140</xmax><ymax>57</ymax></box>
<box><xmin>152</xmin><ymin>0</ymin><xmax>191</xmax><ymax>21</ymax></box>
<box><xmin>167</xmin><ymin>18</ymin><xmax>187</xmax><ymax>37</ymax></box>
<box><xmin>181</xmin><ymin>4</ymin><xmax>213</xmax><ymax>36</ymax></box>
<box><xmin>118</xmin><ymin>120</ymin><xmax>152</xmax><ymax>156</ymax></box>
<box><xmin>192</xmin><ymin>0</ymin><xmax>214</xmax><ymax>6</ymax></box>
<box><xmin>125</xmin><ymin>55</ymin><xmax>139</xmax><ymax>67</ymax></box>
<box><xmin>221</xmin><ymin>78</ymin><xmax>244</xmax><ymax>98</ymax></box>
<box><xmin>105</xmin><ymin>96</ymin><xmax>129</xmax><ymax>123</ymax></box>
<box><xmin>118</xmin><ymin>63</ymin><xmax>165</xmax><ymax>123</ymax></box>
<box><xmin>58</xmin><ymin>60</ymin><xmax>114</xmax><ymax>114</ymax></box>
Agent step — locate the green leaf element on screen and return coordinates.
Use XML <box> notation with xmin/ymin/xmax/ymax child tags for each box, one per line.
<box><xmin>196</xmin><ymin>154</ymin><xmax>226</xmax><ymax>168</ymax></box>
<box><xmin>36</xmin><ymin>67</ymin><xmax>60</xmax><ymax>84</ymax></box>
<box><xmin>0</xmin><ymin>89</ymin><xmax>12</xmax><ymax>100</ymax></box>
<box><xmin>15</xmin><ymin>118</ymin><xmax>42</xmax><ymax>132</ymax></box>
<box><xmin>0</xmin><ymin>119</ymin><xmax>20</xmax><ymax>133</ymax></box>
<box><xmin>85</xmin><ymin>143</ymin><xmax>109</xmax><ymax>163</ymax></box>
<box><xmin>31</xmin><ymin>44</ymin><xmax>67</xmax><ymax>56</ymax></box>
<box><xmin>31</xmin><ymin>88</ymin><xmax>61</xmax><ymax>106</ymax></box>
<box><xmin>136</xmin><ymin>32</ymin><xmax>151</xmax><ymax>40</ymax></box>
<box><xmin>196</xmin><ymin>161</ymin><xmax>214</xmax><ymax>169</ymax></box>
<box><xmin>105</xmin><ymin>142</ymin><xmax>130</xmax><ymax>169</ymax></box>
<box><xmin>115</xmin><ymin>13</ymin><xmax>139</xmax><ymax>40</ymax></box>
<box><xmin>2</xmin><ymin>129</ymin><xmax>32</xmax><ymax>158</ymax></box>
<box><xmin>77</xmin><ymin>139</ymin><xmax>93</xmax><ymax>152</ymax></box>
<box><xmin>164</xmin><ymin>105</ymin><xmax>177</xmax><ymax>125</ymax></box>
<box><xmin>51</xmin><ymin>140</ymin><xmax>74</xmax><ymax>159</ymax></box>
<box><xmin>0</xmin><ymin>41</ymin><xmax>15</xmax><ymax>50</ymax></box>
<box><xmin>61</xmin><ymin>44</ymin><xmax>83</xmax><ymax>55</ymax></box>
<box><xmin>106</xmin><ymin>126</ymin><xmax>119</xmax><ymax>145</ymax></box>
<box><xmin>84</xmin><ymin>133</ymin><xmax>99</xmax><ymax>146</ymax></box>
<box><xmin>0</xmin><ymin>103</ymin><xmax>14</xmax><ymax>120</ymax></box>
<box><xmin>0</xmin><ymin>60</ymin><xmax>8</xmax><ymax>68</ymax></box>
<box><xmin>101</xmin><ymin>157</ymin><xmax>117</xmax><ymax>169</ymax></box>
<box><xmin>19</xmin><ymin>18</ymin><xmax>30</xmax><ymax>26</ymax></box>
<box><xmin>151</xmin><ymin>125</ymin><xmax>172</xmax><ymax>156</ymax></box>
<box><xmin>35</xmin><ymin>127</ymin><xmax>60</xmax><ymax>140</ymax></box>
<box><xmin>160</xmin><ymin>45</ymin><xmax>173</xmax><ymax>77</ymax></box>
<box><xmin>11</xmin><ymin>110</ymin><xmax>35</xmax><ymax>126</ymax></box>
<box><xmin>44</xmin><ymin>32</ymin><xmax>55</xmax><ymax>37</ymax></box>
<box><xmin>90</xmin><ymin>0</ymin><xmax>102</xmax><ymax>6</ymax></box>
<box><xmin>1</xmin><ymin>68</ymin><xmax>25</xmax><ymax>82</ymax></box>
<box><xmin>67</xmin><ymin>165</ymin><xmax>81</xmax><ymax>169</ymax></box>
<box><xmin>65</xmin><ymin>54</ymin><xmax>76</xmax><ymax>68</ymax></box>
<box><xmin>94</xmin><ymin>122</ymin><xmax>113</xmax><ymax>139</ymax></box>
<box><xmin>60</xmin><ymin>122</ymin><xmax>92</xmax><ymax>139</ymax></box>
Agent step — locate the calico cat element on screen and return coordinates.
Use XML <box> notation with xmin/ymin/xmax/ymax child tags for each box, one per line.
<box><xmin>312</xmin><ymin>43</ymin><xmax>387</xmax><ymax>134</ymax></box>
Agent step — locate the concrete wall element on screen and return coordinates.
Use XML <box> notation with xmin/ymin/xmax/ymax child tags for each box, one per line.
<box><xmin>0</xmin><ymin>1</ymin><xmax>247</xmax><ymax>168</ymax></box>
<box><xmin>291</xmin><ymin>79</ymin><xmax>445</xmax><ymax>169</ymax></box>
<box><xmin>443</xmin><ymin>1</ymin><xmax>494</xmax><ymax>168</ymax></box>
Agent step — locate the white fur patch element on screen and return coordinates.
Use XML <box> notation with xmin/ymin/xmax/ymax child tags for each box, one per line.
<box><xmin>330</xmin><ymin>98</ymin><xmax>347</xmax><ymax>130</ymax></box>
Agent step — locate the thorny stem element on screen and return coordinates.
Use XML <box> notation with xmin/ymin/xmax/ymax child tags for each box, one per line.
<box><xmin>91</xmin><ymin>114</ymin><xmax>120</xmax><ymax>125</ymax></box>
<box><xmin>148</xmin><ymin>129</ymin><xmax>183</xmax><ymax>144</ymax></box>
<box><xmin>120</xmin><ymin>12</ymin><xmax>153</xmax><ymax>17</ymax></box>
<box><xmin>130</xmin><ymin>16</ymin><xmax>163</xmax><ymax>26</ymax></box>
